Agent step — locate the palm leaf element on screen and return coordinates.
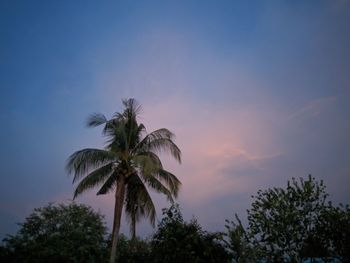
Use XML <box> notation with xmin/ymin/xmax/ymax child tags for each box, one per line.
<box><xmin>125</xmin><ymin>174</ymin><xmax>156</xmax><ymax>226</ymax></box>
<box><xmin>73</xmin><ymin>163</ymin><xmax>113</xmax><ymax>198</ymax></box>
<box><xmin>97</xmin><ymin>172</ymin><xmax>119</xmax><ymax>195</ymax></box>
<box><xmin>66</xmin><ymin>148</ymin><xmax>117</xmax><ymax>182</ymax></box>
<box><xmin>157</xmin><ymin>169</ymin><xmax>181</xmax><ymax>198</ymax></box>
<box><xmin>86</xmin><ymin>113</ymin><xmax>108</xmax><ymax>127</ymax></box>
<box><xmin>136</xmin><ymin>128</ymin><xmax>181</xmax><ymax>163</ymax></box>
<box><xmin>144</xmin><ymin>176</ymin><xmax>173</xmax><ymax>202</ymax></box>
<box><xmin>120</xmin><ymin>98</ymin><xmax>142</xmax><ymax>120</ymax></box>
<box><xmin>132</xmin><ymin>154</ymin><xmax>163</xmax><ymax>178</ymax></box>
<box><xmin>145</xmin><ymin>137</ymin><xmax>182</xmax><ymax>163</ymax></box>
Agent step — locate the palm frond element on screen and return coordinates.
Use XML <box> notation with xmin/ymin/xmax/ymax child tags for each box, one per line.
<box><xmin>86</xmin><ymin>113</ymin><xmax>108</xmax><ymax>128</ymax></box>
<box><xmin>144</xmin><ymin>176</ymin><xmax>173</xmax><ymax>202</ymax></box>
<box><xmin>104</xmin><ymin>120</ymin><xmax>128</xmax><ymax>152</ymax></box>
<box><xmin>132</xmin><ymin>153</ymin><xmax>163</xmax><ymax>178</ymax></box>
<box><xmin>157</xmin><ymin>169</ymin><xmax>181</xmax><ymax>198</ymax></box>
<box><xmin>134</xmin><ymin>151</ymin><xmax>163</xmax><ymax>168</ymax></box>
<box><xmin>97</xmin><ymin>172</ymin><xmax>119</xmax><ymax>195</ymax></box>
<box><xmin>73</xmin><ymin>163</ymin><xmax>114</xmax><ymax>198</ymax></box>
<box><xmin>66</xmin><ymin>148</ymin><xmax>116</xmax><ymax>182</ymax></box>
<box><xmin>102</xmin><ymin>100</ymin><xmax>144</xmax><ymax>153</ymax></box>
<box><xmin>125</xmin><ymin>174</ymin><xmax>156</xmax><ymax>226</ymax></box>
<box><xmin>135</xmin><ymin>128</ymin><xmax>181</xmax><ymax>163</ymax></box>
<box><xmin>146</xmin><ymin>128</ymin><xmax>175</xmax><ymax>140</ymax></box>
<box><xmin>144</xmin><ymin>138</ymin><xmax>182</xmax><ymax>163</ymax></box>
<box><xmin>121</xmin><ymin>98</ymin><xmax>142</xmax><ymax>119</ymax></box>
<box><xmin>127</xmin><ymin>120</ymin><xmax>143</xmax><ymax>150</ymax></box>
<box><xmin>103</xmin><ymin>117</ymin><xmax>140</xmax><ymax>154</ymax></box>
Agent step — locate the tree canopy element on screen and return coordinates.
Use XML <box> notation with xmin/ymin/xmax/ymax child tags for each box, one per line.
<box><xmin>1</xmin><ymin>203</ymin><xmax>108</xmax><ymax>263</ymax></box>
<box><xmin>150</xmin><ymin>204</ymin><xmax>230</xmax><ymax>263</ymax></box>
<box><xmin>226</xmin><ymin>175</ymin><xmax>349</xmax><ymax>263</ymax></box>
<box><xmin>247</xmin><ymin>175</ymin><xmax>328</xmax><ymax>262</ymax></box>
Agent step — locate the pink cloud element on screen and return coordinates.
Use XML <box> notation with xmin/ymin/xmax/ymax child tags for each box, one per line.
<box><xmin>142</xmin><ymin>97</ymin><xmax>282</xmax><ymax>205</ymax></box>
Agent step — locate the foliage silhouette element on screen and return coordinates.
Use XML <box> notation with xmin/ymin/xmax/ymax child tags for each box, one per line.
<box><xmin>316</xmin><ymin>203</ymin><xmax>350</xmax><ymax>262</ymax></box>
<box><xmin>2</xmin><ymin>203</ymin><xmax>108</xmax><ymax>263</ymax></box>
<box><xmin>66</xmin><ymin>98</ymin><xmax>181</xmax><ymax>263</ymax></box>
<box><xmin>225</xmin><ymin>175</ymin><xmax>349</xmax><ymax>263</ymax></box>
<box><xmin>114</xmin><ymin>234</ymin><xmax>151</xmax><ymax>263</ymax></box>
<box><xmin>247</xmin><ymin>175</ymin><xmax>329</xmax><ymax>262</ymax></box>
<box><xmin>150</xmin><ymin>204</ymin><xmax>230</xmax><ymax>263</ymax></box>
<box><xmin>225</xmin><ymin>214</ymin><xmax>256</xmax><ymax>263</ymax></box>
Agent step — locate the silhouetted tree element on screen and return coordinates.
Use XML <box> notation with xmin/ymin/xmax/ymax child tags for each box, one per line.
<box><xmin>247</xmin><ymin>175</ymin><xmax>329</xmax><ymax>262</ymax></box>
<box><xmin>151</xmin><ymin>204</ymin><xmax>230</xmax><ymax>263</ymax></box>
<box><xmin>2</xmin><ymin>203</ymin><xmax>108</xmax><ymax>263</ymax></box>
<box><xmin>66</xmin><ymin>99</ymin><xmax>182</xmax><ymax>263</ymax></box>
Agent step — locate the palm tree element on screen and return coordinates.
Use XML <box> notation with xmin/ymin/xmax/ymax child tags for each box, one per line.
<box><xmin>66</xmin><ymin>99</ymin><xmax>181</xmax><ymax>263</ymax></box>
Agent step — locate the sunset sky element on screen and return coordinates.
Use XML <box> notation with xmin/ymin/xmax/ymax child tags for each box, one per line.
<box><xmin>1</xmin><ymin>0</ymin><xmax>350</xmax><ymax>239</ymax></box>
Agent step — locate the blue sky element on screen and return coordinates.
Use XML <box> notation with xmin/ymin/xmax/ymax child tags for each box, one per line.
<box><xmin>1</xmin><ymin>0</ymin><xmax>350</xmax><ymax>239</ymax></box>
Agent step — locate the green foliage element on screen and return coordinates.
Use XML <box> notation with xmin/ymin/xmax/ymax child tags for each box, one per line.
<box><xmin>225</xmin><ymin>175</ymin><xmax>350</xmax><ymax>263</ymax></box>
<box><xmin>225</xmin><ymin>214</ymin><xmax>256</xmax><ymax>263</ymax></box>
<box><xmin>150</xmin><ymin>204</ymin><xmax>230</xmax><ymax>263</ymax></box>
<box><xmin>317</xmin><ymin>203</ymin><xmax>350</xmax><ymax>262</ymax></box>
<box><xmin>247</xmin><ymin>175</ymin><xmax>329</xmax><ymax>262</ymax></box>
<box><xmin>115</xmin><ymin>234</ymin><xmax>151</xmax><ymax>263</ymax></box>
<box><xmin>2</xmin><ymin>203</ymin><xmax>108</xmax><ymax>263</ymax></box>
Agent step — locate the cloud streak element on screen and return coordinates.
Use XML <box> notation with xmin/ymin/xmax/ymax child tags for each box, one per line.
<box><xmin>139</xmin><ymin>93</ymin><xmax>348</xmax><ymax>209</ymax></box>
<box><xmin>141</xmin><ymin>96</ymin><xmax>283</xmax><ymax>205</ymax></box>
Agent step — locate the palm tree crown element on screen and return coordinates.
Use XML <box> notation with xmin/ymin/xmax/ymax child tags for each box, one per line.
<box><xmin>66</xmin><ymin>98</ymin><xmax>182</xmax><ymax>263</ymax></box>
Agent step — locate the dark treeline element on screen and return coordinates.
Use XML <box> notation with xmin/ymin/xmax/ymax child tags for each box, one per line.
<box><xmin>1</xmin><ymin>175</ymin><xmax>349</xmax><ymax>263</ymax></box>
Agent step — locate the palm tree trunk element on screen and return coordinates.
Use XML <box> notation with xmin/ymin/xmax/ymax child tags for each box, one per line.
<box><xmin>110</xmin><ymin>175</ymin><xmax>126</xmax><ymax>263</ymax></box>
<box><xmin>131</xmin><ymin>211</ymin><xmax>136</xmax><ymax>241</ymax></box>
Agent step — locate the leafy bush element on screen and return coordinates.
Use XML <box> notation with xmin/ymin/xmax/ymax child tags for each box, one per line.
<box><xmin>150</xmin><ymin>204</ymin><xmax>230</xmax><ymax>263</ymax></box>
<box><xmin>115</xmin><ymin>234</ymin><xmax>151</xmax><ymax>263</ymax></box>
<box><xmin>2</xmin><ymin>203</ymin><xmax>108</xmax><ymax>263</ymax></box>
<box><xmin>317</xmin><ymin>204</ymin><xmax>350</xmax><ymax>262</ymax></box>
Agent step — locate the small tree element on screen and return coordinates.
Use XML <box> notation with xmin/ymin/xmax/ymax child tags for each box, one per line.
<box><xmin>247</xmin><ymin>175</ymin><xmax>329</xmax><ymax>263</ymax></box>
<box><xmin>151</xmin><ymin>204</ymin><xmax>230</xmax><ymax>263</ymax></box>
<box><xmin>2</xmin><ymin>203</ymin><xmax>108</xmax><ymax>263</ymax></box>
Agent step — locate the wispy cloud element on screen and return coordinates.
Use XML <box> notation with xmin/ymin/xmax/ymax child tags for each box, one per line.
<box><xmin>288</xmin><ymin>96</ymin><xmax>336</xmax><ymax>121</ymax></box>
<box><xmin>141</xmin><ymin>96</ymin><xmax>283</xmax><ymax>204</ymax></box>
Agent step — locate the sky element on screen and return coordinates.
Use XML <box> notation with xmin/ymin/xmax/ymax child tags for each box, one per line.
<box><xmin>1</xmin><ymin>0</ymin><xmax>350</xmax><ymax>239</ymax></box>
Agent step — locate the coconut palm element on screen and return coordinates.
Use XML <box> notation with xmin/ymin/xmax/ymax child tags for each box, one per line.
<box><xmin>66</xmin><ymin>99</ymin><xmax>181</xmax><ymax>263</ymax></box>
